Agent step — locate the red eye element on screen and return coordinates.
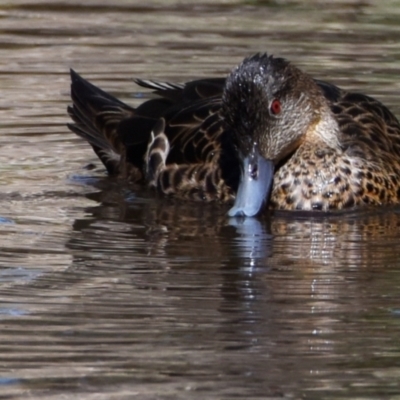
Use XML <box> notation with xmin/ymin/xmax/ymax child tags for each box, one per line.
<box><xmin>270</xmin><ymin>99</ymin><xmax>281</xmax><ymax>115</ymax></box>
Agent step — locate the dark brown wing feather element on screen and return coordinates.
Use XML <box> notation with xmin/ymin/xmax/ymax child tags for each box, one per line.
<box><xmin>157</xmin><ymin>98</ymin><xmax>240</xmax><ymax>198</ymax></box>
<box><xmin>135</xmin><ymin>77</ymin><xmax>225</xmax><ymax>102</ymax></box>
<box><xmin>316</xmin><ymin>79</ymin><xmax>400</xmax><ymax>158</ymax></box>
<box><xmin>67</xmin><ymin>71</ymin><xmax>240</xmax><ymax>196</ymax></box>
<box><xmin>135</xmin><ymin>84</ymin><xmax>240</xmax><ymax>199</ymax></box>
<box><xmin>68</xmin><ymin>69</ymin><xmax>137</xmax><ymax>175</ymax></box>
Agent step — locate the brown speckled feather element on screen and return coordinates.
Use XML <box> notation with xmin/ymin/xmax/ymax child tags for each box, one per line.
<box><xmin>67</xmin><ymin>54</ymin><xmax>400</xmax><ymax>214</ymax></box>
<box><xmin>270</xmin><ymin>84</ymin><xmax>400</xmax><ymax>211</ymax></box>
<box><xmin>68</xmin><ymin>70</ymin><xmax>239</xmax><ymax>202</ymax></box>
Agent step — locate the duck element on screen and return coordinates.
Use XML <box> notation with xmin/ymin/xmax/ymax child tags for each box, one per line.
<box><xmin>67</xmin><ymin>53</ymin><xmax>400</xmax><ymax>217</ymax></box>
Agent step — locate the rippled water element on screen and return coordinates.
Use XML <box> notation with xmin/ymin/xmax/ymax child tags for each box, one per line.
<box><xmin>1</xmin><ymin>0</ymin><xmax>400</xmax><ymax>398</ymax></box>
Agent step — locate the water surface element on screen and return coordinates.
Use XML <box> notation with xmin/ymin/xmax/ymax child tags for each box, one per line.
<box><xmin>0</xmin><ymin>1</ymin><xmax>400</xmax><ymax>398</ymax></box>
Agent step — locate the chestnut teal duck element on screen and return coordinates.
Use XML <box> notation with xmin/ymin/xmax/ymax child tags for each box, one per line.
<box><xmin>67</xmin><ymin>53</ymin><xmax>400</xmax><ymax>217</ymax></box>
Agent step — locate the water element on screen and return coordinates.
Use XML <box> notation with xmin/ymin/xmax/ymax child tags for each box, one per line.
<box><xmin>0</xmin><ymin>0</ymin><xmax>400</xmax><ymax>398</ymax></box>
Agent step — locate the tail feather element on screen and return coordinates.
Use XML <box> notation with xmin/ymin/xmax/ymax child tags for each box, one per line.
<box><xmin>67</xmin><ymin>69</ymin><xmax>135</xmax><ymax>175</ymax></box>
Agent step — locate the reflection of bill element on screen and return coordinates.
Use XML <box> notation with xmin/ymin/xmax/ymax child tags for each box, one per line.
<box><xmin>228</xmin><ymin>216</ymin><xmax>273</xmax><ymax>266</ymax></box>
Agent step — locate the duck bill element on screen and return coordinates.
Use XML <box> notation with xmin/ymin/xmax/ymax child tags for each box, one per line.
<box><xmin>228</xmin><ymin>152</ymin><xmax>274</xmax><ymax>217</ymax></box>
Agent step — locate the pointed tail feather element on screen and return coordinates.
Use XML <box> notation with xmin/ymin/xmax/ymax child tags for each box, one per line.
<box><xmin>67</xmin><ymin>69</ymin><xmax>135</xmax><ymax>175</ymax></box>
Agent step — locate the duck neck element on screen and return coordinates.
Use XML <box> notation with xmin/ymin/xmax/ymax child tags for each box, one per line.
<box><xmin>309</xmin><ymin>106</ymin><xmax>341</xmax><ymax>150</ymax></box>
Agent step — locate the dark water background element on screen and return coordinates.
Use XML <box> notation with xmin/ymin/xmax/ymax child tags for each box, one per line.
<box><xmin>0</xmin><ymin>1</ymin><xmax>400</xmax><ymax>398</ymax></box>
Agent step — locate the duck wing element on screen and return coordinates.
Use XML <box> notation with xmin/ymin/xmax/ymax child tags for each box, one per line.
<box><xmin>316</xmin><ymin>79</ymin><xmax>400</xmax><ymax>158</ymax></box>
<box><xmin>132</xmin><ymin>79</ymin><xmax>240</xmax><ymax>200</ymax></box>
<box><xmin>68</xmin><ymin>71</ymin><xmax>240</xmax><ymax>198</ymax></box>
<box><xmin>68</xmin><ymin>70</ymin><xmax>140</xmax><ymax>176</ymax></box>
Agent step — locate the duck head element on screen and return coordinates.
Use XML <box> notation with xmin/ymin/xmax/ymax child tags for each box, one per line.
<box><xmin>222</xmin><ymin>53</ymin><xmax>325</xmax><ymax>217</ymax></box>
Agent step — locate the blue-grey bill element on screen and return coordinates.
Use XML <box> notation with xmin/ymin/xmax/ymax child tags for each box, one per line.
<box><xmin>228</xmin><ymin>157</ymin><xmax>274</xmax><ymax>217</ymax></box>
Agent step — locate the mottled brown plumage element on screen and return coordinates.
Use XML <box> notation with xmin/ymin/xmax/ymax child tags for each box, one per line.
<box><xmin>269</xmin><ymin>81</ymin><xmax>400</xmax><ymax>211</ymax></box>
<box><xmin>67</xmin><ymin>53</ymin><xmax>400</xmax><ymax>216</ymax></box>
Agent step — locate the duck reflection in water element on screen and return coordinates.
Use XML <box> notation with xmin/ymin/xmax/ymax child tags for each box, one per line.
<box><xmin>67</xmin><ymin>53</ymin><xmax>400</xmax><ymax>217</ymax></box>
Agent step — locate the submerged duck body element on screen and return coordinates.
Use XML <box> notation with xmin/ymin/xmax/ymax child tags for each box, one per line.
<box><xmin>67</xmin><ymin>54</ymin><xmax>400</xmax><ymax>216</ymax></box>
